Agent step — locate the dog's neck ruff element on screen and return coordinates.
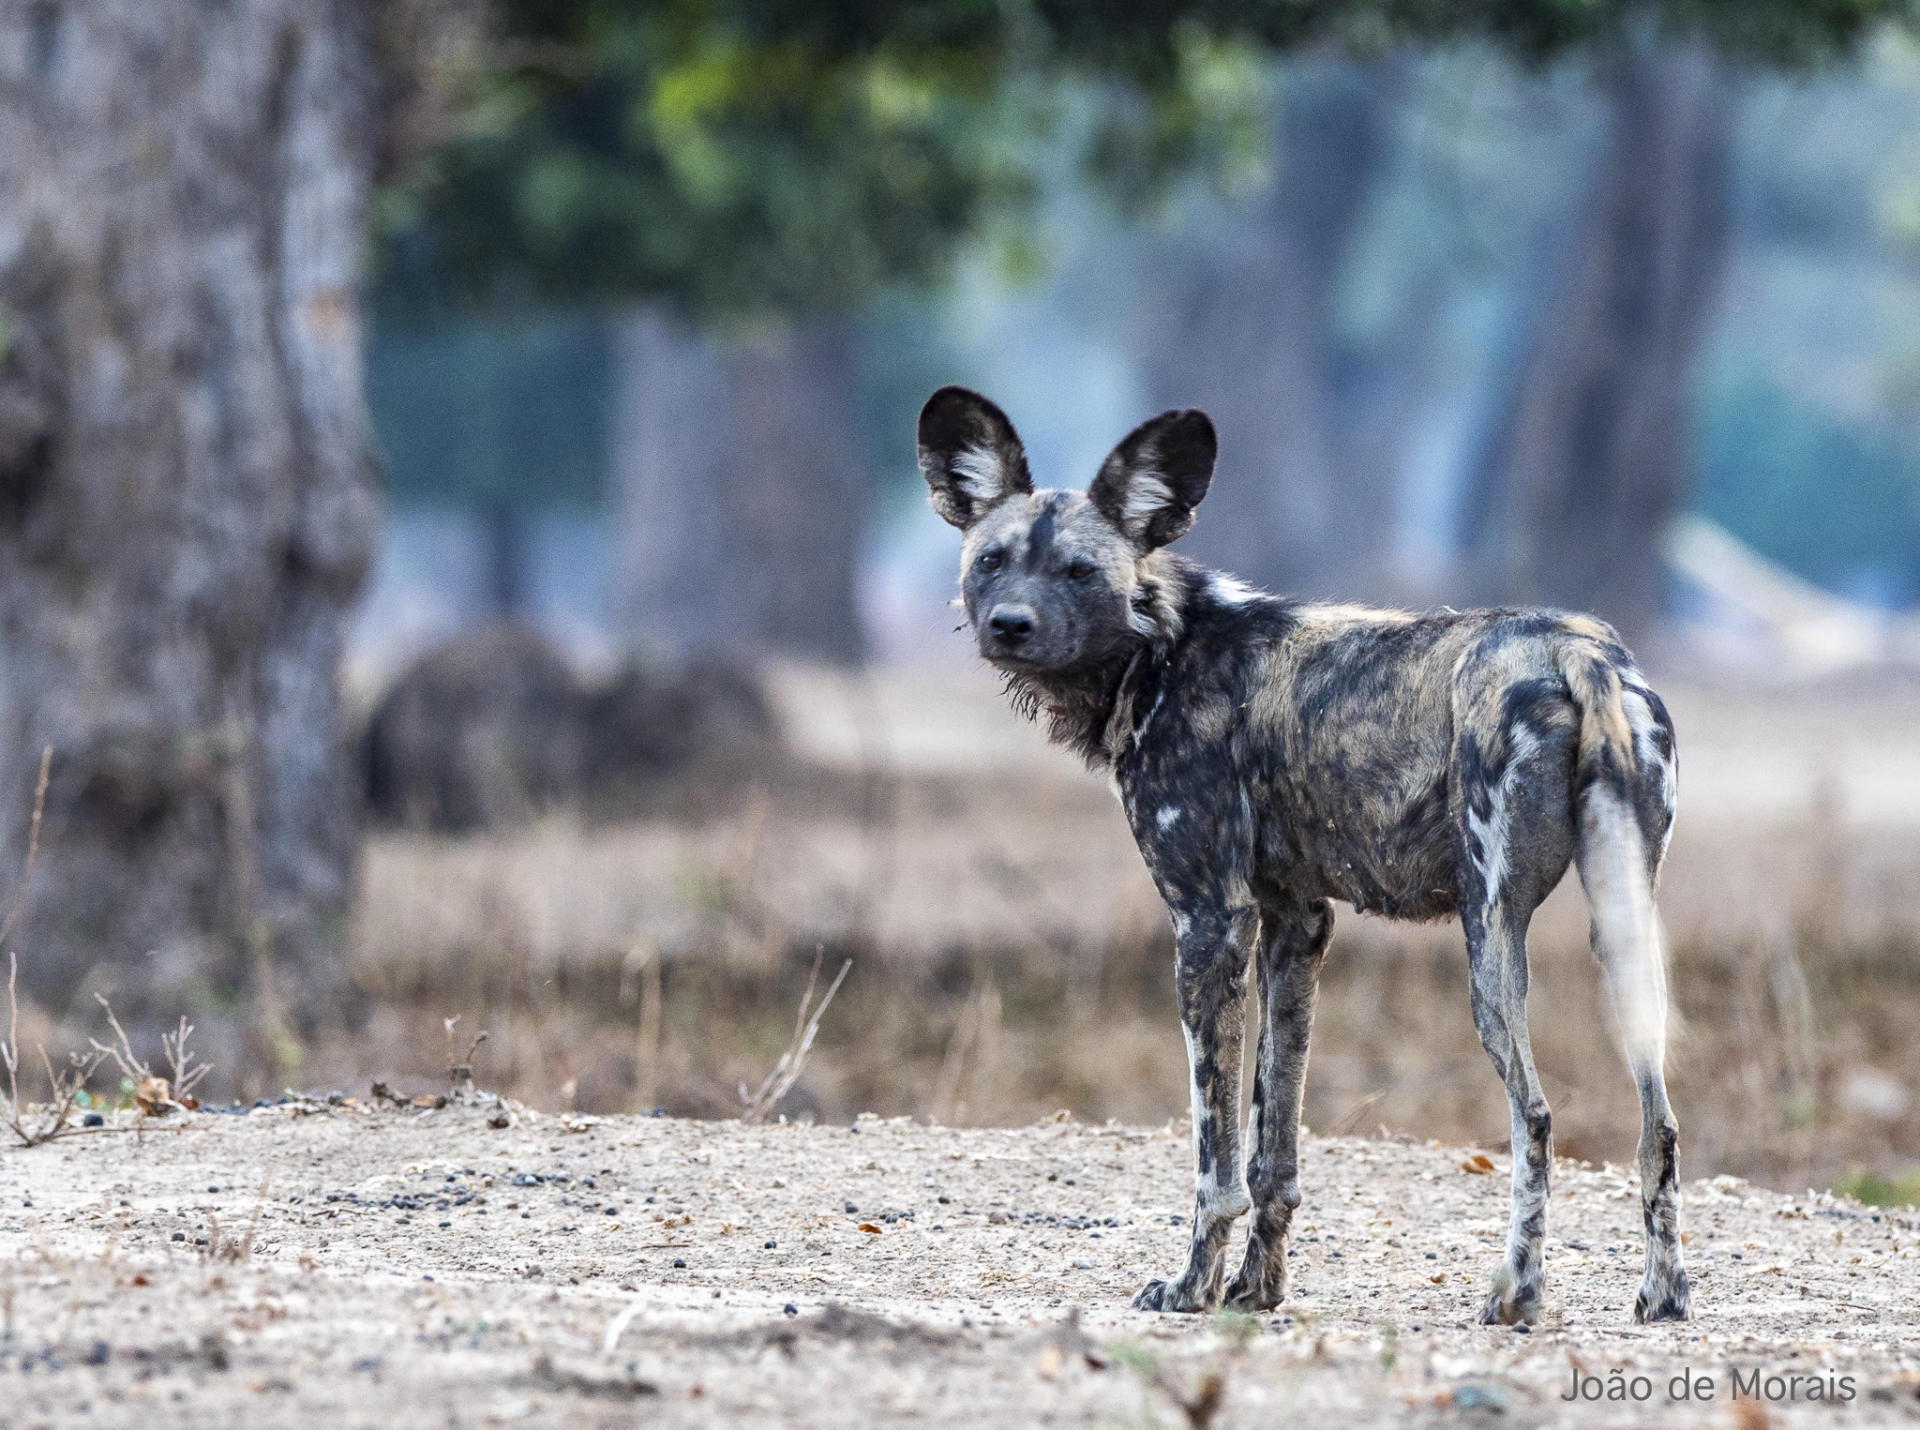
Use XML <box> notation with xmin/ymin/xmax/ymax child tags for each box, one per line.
<box><xmin>995</xmin><ymin>554</ymin><xmax>1196</xmax><ymax>769</ymax></box>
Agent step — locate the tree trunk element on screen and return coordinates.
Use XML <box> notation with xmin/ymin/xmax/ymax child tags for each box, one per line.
<box><xmin>0</xmin><ymin>4</ymin><xmax>380</xmax><ymax>1067</ymax></box>
<box><xmin>1144</xmin><ymin>59</ymin><xmax>1409</xmax><ymax>595</ymax></box>
<box><xmin>480</xmin><ymin>501</ymin><xmax>530</xmax><ymax>616</ymax></box>
<box><xmin>1460</xmin><ymin>45</ymin><xmax>1732</xmax><ymax>638</ymax></box>
<box><xmin>612</xmin><ymin>310</ymin><xmax>866</xmax><ymax>663</ymax></box>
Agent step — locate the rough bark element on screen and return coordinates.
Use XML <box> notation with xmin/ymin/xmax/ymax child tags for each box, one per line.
<box><xmin>1144</xmin><ymin>59</ymin><xmax>1409</xmax><ymax>596</ymax></box>
<box><xmin>612</xmin><ymin>310</ymin><xmax>866</xmax><ymax>663</ymax></box>
<box><xmin>1461</xmin><ymin>45</ymin><xmax>1732</xmax><ymax>638</ymax></box>
<box><xmin>0</xmin><ymin>4</ymin><xmax>381</xmax><ymax>1062</ymax></box>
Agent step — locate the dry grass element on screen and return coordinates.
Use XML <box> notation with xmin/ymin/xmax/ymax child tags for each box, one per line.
<box><xmin>328</xmin><ymin>750</ymin><xmax>1920</xmax><ymax>1196</ymax></box>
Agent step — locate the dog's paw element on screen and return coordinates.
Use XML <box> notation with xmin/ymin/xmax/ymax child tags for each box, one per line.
<box><xmin>1477</xmin><ymin>1265</ymin><xmax>1543</xmax><ymax>1326</ymax></box>
<box><xmin>1131</xmin><ymin>1277</ymin><xmax>1212</xmax><ymax>1314</ymax></box>
<box><xmin>1222</xmin><ymin>1251</ymin><xmax>1286</xmax><ymax>1313</ymax></box>
<box><xmin>1222</xmin><ymin>1271</ymin><xmax>1285</xmax><ymax>1314</ymax></box>
<box><xmin>1634</xmin><ymin>1268</ymin><xmax>1690</xmax><ymax>1324</ymax></box>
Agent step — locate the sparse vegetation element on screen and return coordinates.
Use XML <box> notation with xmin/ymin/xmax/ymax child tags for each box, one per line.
<box><xmin>0</xmin><ymin>750</ymin><xmax>107</xmax><ymax>1149</ymax></box>
<box><xmin>1834</xmin><ymin>1166</ymin><xmax>1920</xmax><ymax>1207</ymax></box>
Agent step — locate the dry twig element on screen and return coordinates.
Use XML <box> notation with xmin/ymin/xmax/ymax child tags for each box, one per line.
<box><xmin>444</xmin><ymin>1015</ymin><xmax>489</xmax><ymax>1087</ymax></box>
<box><xmin>738</xmin><ymin>948</ymin><xmax>851</xmax><ymax>1124</ymax></box>
<box><xmin>0</xmin><ymin>751</ymin><xmax>111</xmax><ymax>1147</ymax></box>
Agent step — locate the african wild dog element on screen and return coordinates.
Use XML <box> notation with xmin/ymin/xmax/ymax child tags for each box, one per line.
<box><xmin>917</xmin><ymin>386</ymin><xmax>1688</xmax><ymax>1325</ymax></box>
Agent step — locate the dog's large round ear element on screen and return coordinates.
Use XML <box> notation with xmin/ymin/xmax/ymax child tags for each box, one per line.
<box><xmin>917</xmin><ymin>386</ymin><xmax>1033</xmax><ymax>530</ymax></box>
<box><xmin>1087</xmin><ymin>409</ymin><xmax>1216</xmax><ymax>551</ymax></box>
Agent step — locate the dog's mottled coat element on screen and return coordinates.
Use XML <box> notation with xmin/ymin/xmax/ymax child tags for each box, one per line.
<box><xmin>917</xmin><ymin>386</ymin><xmax>1689</xmax><ymax>1325</ymax></box>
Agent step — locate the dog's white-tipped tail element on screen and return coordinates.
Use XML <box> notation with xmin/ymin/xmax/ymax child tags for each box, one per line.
<box><xmin>1556</xmin><ymin>647</ymin><xmax>1667</xmax><ymax>1075</ymax></box>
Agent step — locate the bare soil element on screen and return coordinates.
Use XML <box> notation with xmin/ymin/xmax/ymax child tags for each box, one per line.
<box><xmin>5</xmin><ymin>1099</ymin><xmax>1919</xmax><ymax>1428</ymax></box>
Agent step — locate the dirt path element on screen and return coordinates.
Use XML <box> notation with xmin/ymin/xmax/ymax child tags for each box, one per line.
<box><xmin>3</xmin><ymin>1098</ymin><xmax>1918</xmax><ymax>1427</ymax></box>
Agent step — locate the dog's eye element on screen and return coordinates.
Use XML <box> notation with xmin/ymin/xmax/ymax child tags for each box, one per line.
<box><xmin>1067</xmin><ymin>560</ymin><xmax>1096</xmax><ymax>580</ymax></box>
<box><xmin>977</xmin><ymin>551</ymin><xmax>1003</xmax><ymax>572</ymax></box>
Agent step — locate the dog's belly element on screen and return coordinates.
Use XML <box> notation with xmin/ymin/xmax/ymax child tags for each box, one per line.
<box><xmin>1256</xmin><ymin>773</ymin><xmax>1459</xmax><ymax>920</ymax></box>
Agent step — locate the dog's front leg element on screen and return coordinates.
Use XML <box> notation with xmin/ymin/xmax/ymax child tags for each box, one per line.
<box><xmin>1133</xmin><ymin>906</ymin><xmax>1255</xmax><ymax>1313</ymax></box>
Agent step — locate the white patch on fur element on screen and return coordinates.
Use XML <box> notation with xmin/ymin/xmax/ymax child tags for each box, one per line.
<box><xmin>1181</xmin><ymin>1023</ymin><xmax>1250</xmax><ymax>1222</ymax></box>
<box><xmin>952</xmin><ymin>443</ymin><xmax>1004</xmax><ymax>506</ymax></box>
<box><xmin>1107</xmin><ymin>773</ymin><xmax>1126</xmax><ymax>809</ymax></box>
<box><xmin>1171</xmin><ymin>910</ymin><xmax>1191</xmax><ymax>940</ymax></box>
<box><xmin>1121</xmin><ymin>471</ymin><xmax>1172</xmax><ymax>532</ymax></box>
<box><xmin>1466</xmin><ymin>725</ymin><xmax>1542</xmax><ymax>907</ymax></box>
<box><xmin>1621</xmin><ymin>684</ymin><xmax>1677</xmax><ymax>863</ymax></box>
<box><xmin>1126</xmin><ymin>600</ymin><xmax>1159</xmax><ymax>638</ymax></box>
<box><xmin>1209</xmin><ymin>574</ymin><xmax>1261</xmax><ymax>606</ymax></box>
<box><xmin>1133</xmin><ymin>688</ymin><xmax>1166</xmax><ymax>749</ymax></box>
<box><xmin>1156</xmin><ymin>805</ymin><xmax>1182</xmax><ymax>830</ymax></box>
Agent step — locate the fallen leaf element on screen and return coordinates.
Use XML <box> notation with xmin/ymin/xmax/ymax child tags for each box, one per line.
<box><xmin>857</xmin><ymin>1223</ymin><xmax>882</xmax><ymax>1234</ymax></box>
<box><xmin>1430</xmin><ymin>1273</ymin><xmax>1446</xmax><ymax>1284</ymax></box>
<box><xmin>1459</xmin><ymin>1154</ymin><xmax>1495</xmax><ymax>1175</ymax></box>
<box><xmin>134</xmin><ymin>1076</ymin><xmax>174</xmax><ymax>1117</ymax></box>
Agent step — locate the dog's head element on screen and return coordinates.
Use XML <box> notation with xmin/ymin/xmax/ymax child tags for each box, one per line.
<box><xmin>917</xmin><ymin>386</ymin><xmax>1216</xmax><ymax>673</ymax></box>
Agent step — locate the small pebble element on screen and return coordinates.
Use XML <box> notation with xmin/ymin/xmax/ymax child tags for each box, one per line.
<box><xmin>783</xmin><ymin>1303</ymin><xmax>798</xmax><ymax>1316</ymax></box>
<box><xmin>764</xmin><ymin>1240</ymin><xmax>777</xmax><ymax>1249</ymax></box>
<box><xmin>83</xmin><ymin>1112</ymin><xmax>104</xmax><ymax>1127</ymax></box>
<box><xmin>672</xmin><ymin>1258</ymin><xmax>686</xmax><ymax>1269</ymax></box>
<box><xmin>844</xmin><ymin>1201</ymin><xmax>858</xmax><ymax>1214</ymax></box>
<box><xmin>171</xmin><ymin>1232</ymin><xmax>186</xmax><ymax>1242</ymax></box>
<box><xmin>1072</xmin><ymin>1258</ymin><xmax>1092</xmax><ymax>1269</ymax></box>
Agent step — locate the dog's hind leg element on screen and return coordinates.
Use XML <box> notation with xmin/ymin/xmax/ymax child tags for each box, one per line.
<box><xmin>1464</xmin><ymin>895</ymin><xmax>1554</xmax><ymax>1326</ymax></box>
<box><xmin>1133</xmin><ymin>903</ymin><xmax>1256</xmax><ymax>1313</ymax></box>
<box><xmin>1454</xmin><ymin>699</ymin><xmax>1576</xmax><ymax>1327</ymax></box>
<box><xmin>1224</xmin><ymin>896</ymin><xmax>1331</xmax><ymax>1313</ymax></box>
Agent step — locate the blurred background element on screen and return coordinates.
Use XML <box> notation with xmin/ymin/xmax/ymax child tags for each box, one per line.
<box><xmin>2</xmin><ymin>1</ymin><xmax>1918</xmax><ymax>1200</ymax></box>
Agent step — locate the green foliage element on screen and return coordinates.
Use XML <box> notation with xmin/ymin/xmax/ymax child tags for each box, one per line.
<box><xmin>374</xmin><ymin>0</ymin><xmax>1915</xmax><ymax>324</ymax></box>
<box><xmin>1834</xmin><ymin>1165</ymin><xmax>1920</xmax><ymax>1206</ymax></box>
<box><xmin>1695</xmin><ymin>369</ymin><xmax>1920</xmax><ymax>605</ymax></box>
<box><xmin>372</xmin><ymin>1</ymin><xmax>1044</xmax><ymax>320</ymax></box>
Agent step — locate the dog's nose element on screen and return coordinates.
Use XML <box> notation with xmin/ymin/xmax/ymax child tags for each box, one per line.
<box><xmin>987</xmin><ymin>605</ymin><xmax>1035</xmax><ymax>646</ymax></box>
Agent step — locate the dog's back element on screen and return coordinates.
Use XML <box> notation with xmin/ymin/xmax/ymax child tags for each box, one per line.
<box><xmin>1110</xmin><ymin>575</ymin><xmax>1675</xmax><ymax>929</ymax></box>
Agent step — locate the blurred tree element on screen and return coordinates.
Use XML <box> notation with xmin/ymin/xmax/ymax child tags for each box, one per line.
<box><xmin>1141</xmin><ymin>57</ymin><xmax>1414</xmax><ymax>597</ymax></box>
<box><xmin>0</xmin><ymin>1</ymin><xmax>470</xmax><ymax>1067</ymax></box>
<box><xmin>364</xmin><ymin>314</ymin><xmax>609</xmax><ymax>612</ymax></box>
<box><xmin>378</xmin><ymin>0</ymin><xmax>1913</xmax><ymax>654</ymax></box>
<box><xmin>1460</xmin><ymin>42</ymin><xmax>1733</xmax><ymax>635</ymax></box>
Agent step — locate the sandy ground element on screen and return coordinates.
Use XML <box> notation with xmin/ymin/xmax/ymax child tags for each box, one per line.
<box><xmin>4</xmin><ymin>1098</ymin><xmax>1919</xmax><ymax>1428</ymax></box>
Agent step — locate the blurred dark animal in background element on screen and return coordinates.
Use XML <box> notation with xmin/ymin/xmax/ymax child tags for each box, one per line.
<box><xmin>920</xmin><ymin>386</ymin><xmax>1687</xmax><ymax>1327</ymax></box>
<box><xmin>361</xmin><ymin>626</ymin><xmax>776</xmax><ymax>832</ymax></box>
